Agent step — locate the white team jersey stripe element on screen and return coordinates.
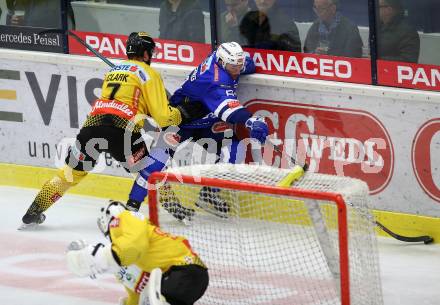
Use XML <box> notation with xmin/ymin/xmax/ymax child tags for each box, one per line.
<box><xmin>213</xmin><ymin>99</ymin><xmax>230</xmax><ymax>117</ymax></box>
<box><xmin>221</xmin><ymin>105</ymin><xmax>244</xmax><ymax>121</ymax></box>
<box><xmin>214</xmin><ymin>99</ymin><xmax>244</xmax><ymax>121</ymax></box>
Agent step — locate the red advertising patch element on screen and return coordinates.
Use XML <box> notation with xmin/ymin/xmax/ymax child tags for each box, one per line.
<box><xmin>228</xmin><ymin>100</ymin><xmax>241</xmax><ymax>108</ymax></box>
<box><xmin>242</xmin><ymin>99</ymin><xmax>394</xmax><ymax>194</ymax></box>
<box><xmin>164</xmin><ymin>132</ymin><xmax>181</xmax><ymax>147</ymax></box>
<box><xmin>412</xmin><ymin>118</ymin><xmax>440</xmax><ymax>202</ymax></box>
<box><xmin>50</xmin><ymin>193</ymin><xmax>61</xmax><ymax>203</ymax></box>
<box><xmin>377</xmin><ymin>60</ymin><xmax>440</xmax><ymax>92</ymax></box>
<box><xmin>245</xmin><ymin>48</ymin><xmax>372</xmax><ymax>84</ymax></box>
<box><xmin>68</xmin><ymin>30</ymin><xmax>211</xmax><ymax>66</ymax></box>
<box><xmin>109</xmin><ymin>217</ymin><xmax>120</xmax><ymax>228</ymax></box>
<box><xmin>135</xmin><ymin>272</ymin><xmax>150</xmax><ymax>294</ymax></box>
<box><xmin>90</xmin><ymin>99</ymin><xmax>137</xmax><ymax>120</ymax></box>
<box><xmin>212</xmin><ymin>121</ymin><xmax>232</xmax><ymax>133</ymax></box>
<box><xmin>68</xmin><ymin>30</ymin><xmax>371</xmax><ymax>84</ymax></box>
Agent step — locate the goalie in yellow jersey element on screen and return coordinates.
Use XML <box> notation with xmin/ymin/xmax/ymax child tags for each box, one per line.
<box><xmin>19</xmin><ymin>32</ymin><xmax>206</xmax><ymax>228</ymax></box>
<box><xmin>66</xmin><ymin>200</ymin><xmax>209</xmax><ymax>305</ymax></box>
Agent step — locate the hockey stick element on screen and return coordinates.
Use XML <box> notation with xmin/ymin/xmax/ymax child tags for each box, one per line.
<box><xmin>67</xmin><ymin>30</ymin><xmax>116</xmax><ymax>68</ymax></box>
<box><xmin>374</xmin><ymin>220</ymin><xmax>433</xmax><ymax>244</ymax></box>
<box><xmin>271</xmin><ymin>142</ymin><xmax>434</xmax><ymax>244</ymax></box>
<box><xmin>61</xmin><ymin>30</ymin><xmax>174</xmax><ymax>99</ymax></box>
<box><xmin>39</xmin><ymin>29</ymin><xmax>116</xmax><ymax>67</ymax></box>
<box><xmin>271</xmin><ymin>143</ymin><xmax>308</xmax><ymax>187</ymax></box>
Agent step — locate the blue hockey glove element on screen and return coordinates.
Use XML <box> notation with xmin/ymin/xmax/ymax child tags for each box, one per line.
<box><xmin>245</xmin><ymin>116</ymin><xmax>268</xmax><ymax>144</ymax></box>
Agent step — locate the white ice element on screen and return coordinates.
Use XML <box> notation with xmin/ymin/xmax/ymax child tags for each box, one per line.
<box><xmin>0</xmin><ymin>185</ymin><xmax>439</xmax><ymax>305</ymax></box>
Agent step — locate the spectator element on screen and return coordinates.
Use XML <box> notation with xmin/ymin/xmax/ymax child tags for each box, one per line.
<box><xmin>218</xmin><ymin>0</ymin><xmax>252</xmax><ymax>44</ymax></box>
<box><xmin>107</xmin><ymin>0</ymin><xmax>162</xmax><ymax>6</ymax></box>
<box><xmin>239</xmin><ymin>0</ymin><xmax>301</xmax><ymax>52</ymax></box>
<box><xmin>304</xmin><ymin>0</ymin><xmax>363</xmax><ymax>57</ymax></box>
<box><xmin>6</xmin><ymin>0</ymin><xmax>61</xmax><ymax>28</ymax></box>
<box><xmin>5</xmin><ymin>0</ymin><xmax>25</xmax><ymax>26</ymax></box>
<box><xmin>159</xmin><ymin>0</ymin><xmax>205</xmax><ymax>43</ymax></box>
<box><xmin>377</xmin><ymin>0</ymin><xmax>420</xmax><ymax>63</ymax></box>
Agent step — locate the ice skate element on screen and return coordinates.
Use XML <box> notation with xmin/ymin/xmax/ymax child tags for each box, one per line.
<box><xmin>195</xmin><ymin>187</ymin><xmax>230</xmax><ymax>219</ymax></box>
<box><xmin>19</xmin><ymin>212</ymin><xmax>46</xmax><ymax>230</ymax></box>
<box><xmin>162</xmin><ymin>201</ymin><xmax>195</xmax><ymax>225</ymax></box>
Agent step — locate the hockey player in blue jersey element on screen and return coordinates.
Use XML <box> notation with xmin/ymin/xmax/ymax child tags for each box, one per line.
<box><xmin>126</xmin><ymin>42</ymin><xmax>268</xmax><ymax>220</ymax></box>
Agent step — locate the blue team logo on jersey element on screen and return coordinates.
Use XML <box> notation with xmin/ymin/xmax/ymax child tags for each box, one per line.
<box><xmin>200</xmin><ymin>55</ymin><xmax>213</xmax><ymax>75</ymax></box>
<box><xmin>139</xmin><ymin>70</ymin><xmax>146</xmax><ymax>81</ymax></box>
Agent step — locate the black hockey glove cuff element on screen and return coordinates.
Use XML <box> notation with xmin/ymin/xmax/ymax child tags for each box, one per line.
<box><xmin>176</xmin><ymin>101</ymin><xmax>207</xmax><ymax>124</ymax></box>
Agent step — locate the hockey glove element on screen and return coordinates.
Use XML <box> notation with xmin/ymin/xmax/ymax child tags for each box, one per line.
<box><xmin>66</xmin><ymin>241</ymin><xmax>120</xmax><ymax>278</ymax></box>
<box><xmin>176</xmin><ymin>101</ymin><xmax>207</xmax><ymax>124</ymax></box>
<box><xmin>245</xmin><ymin>116</ymin><xmax>268</xmax><ymax>144</ymax></box>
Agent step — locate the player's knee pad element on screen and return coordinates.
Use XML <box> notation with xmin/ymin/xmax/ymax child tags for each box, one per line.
<box><xmin>141</xmin><ymin>268</ymin><xmax>167</xmax><ymax>305</ymax></box>
<box><xmin>65</xmin><ymin>144</ymin><xmax>97</xmax><ymax>172</ymax></box>
<box><xmin>56</xmin><ymin>165</ymin><xmax>88</xmax><ymax>186</ymax></box>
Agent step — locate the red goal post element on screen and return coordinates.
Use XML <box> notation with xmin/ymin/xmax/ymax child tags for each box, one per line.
<box><xmin>148</xmin><ymin>164</ymin><xmax>382</xmax><ymax>305</ymax></box>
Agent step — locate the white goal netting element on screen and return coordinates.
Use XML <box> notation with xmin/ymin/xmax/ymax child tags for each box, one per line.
<box><xmin>149</xmin><ymin>164</ymin><xmax>383</xmax><ymax>305</ymax></box>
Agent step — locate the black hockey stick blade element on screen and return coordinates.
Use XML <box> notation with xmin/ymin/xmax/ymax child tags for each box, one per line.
<box><xmin>269</xmin><ymin>141</ymin><xmax>434</xmax><ymax>245</ymax></box>
<box><xmin>375</xmin><ymin>221</ymin><xmax>434</xmax><ymax>244</ymax></box>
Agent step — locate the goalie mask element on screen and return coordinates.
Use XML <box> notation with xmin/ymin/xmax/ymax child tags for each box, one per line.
<box><xmin>97</xmin><ymin>200</ymin><xmax>126</xmax><ymax>237</ymax></box>
<box><xmin>126</xmin><ymin>32</ymin><xmax>155</xmax><ymax>64</ymax></box>
<box><xmin>215</xmin><ymin>42</ymin><xmax>245</xmax><ymax>70</ymax></box>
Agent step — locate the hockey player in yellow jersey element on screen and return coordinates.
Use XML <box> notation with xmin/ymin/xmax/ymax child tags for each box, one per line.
<box><xmin>19</xmin><ymin>32</ymin><xmax>205</xmax><ymax>229</ymax></box>
<box><xmin>66</xmin><ymin>201</ymin><xmax>209</xmax><ymax>305</ymax></box>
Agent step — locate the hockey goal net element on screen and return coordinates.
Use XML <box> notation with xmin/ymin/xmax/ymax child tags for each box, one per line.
<box><xmin>148</xmin><ymin>163</ymin><xmax>383</xmax><ymax>305</ymax></box>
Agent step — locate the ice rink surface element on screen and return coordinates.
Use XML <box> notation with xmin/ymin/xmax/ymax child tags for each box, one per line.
<box><xmin>0</xmin><ymin>185</ymin><xmax>439</xmax><ymax>305</ymax></box>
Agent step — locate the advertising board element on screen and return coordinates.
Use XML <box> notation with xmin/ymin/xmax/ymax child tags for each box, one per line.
<box><xmin>0</xmin><ymin>49</ymin><xmax>439</xmax><ymax>217</ymax></box>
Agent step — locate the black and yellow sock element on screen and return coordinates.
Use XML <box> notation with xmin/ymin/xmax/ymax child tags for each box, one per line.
<box><xmin>24</xmin><ymin>166</ymin><xmax>88</xmax><ymax>217</ymax></box>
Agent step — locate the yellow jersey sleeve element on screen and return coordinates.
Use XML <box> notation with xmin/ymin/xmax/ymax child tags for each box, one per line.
<box><xmin>109</xmin><ymin>211</ymin><xmax>205</xmax><ymax>273</ymax></box>
<box><xmin>140</xmin><ymin>65</ymin><xmax>182</xmax><ymax>127</ymax></box>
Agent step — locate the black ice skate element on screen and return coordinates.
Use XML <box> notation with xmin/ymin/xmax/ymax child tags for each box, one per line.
<box><xmin>126</xmin><ymin>198</ymin><xmax>142</xmax><ymax>212</ymax></box>
<box><xmin>195</xmin><ymin>186</ymin><xmax>230</xmax><ymax>219</ymax></box>
<box><xmin>19</xmin><ymin>212</ymin><xmax>46</xmax><ymax>230</ymax></box>
<box><xmin>159</xmin><ymin>183</ymin><xmax>194</xmax><ymax>225</ymax></box>
<box><xmin>163</xmin><ymin>201</ymin><xmax>195</xmax><ymax>225</ymax></box>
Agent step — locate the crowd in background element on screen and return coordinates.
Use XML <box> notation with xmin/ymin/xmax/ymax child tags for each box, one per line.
<box><xmin>0</xmin><ymin>0</ymin><xmax>438</xmax><ymax>66</ymax></box>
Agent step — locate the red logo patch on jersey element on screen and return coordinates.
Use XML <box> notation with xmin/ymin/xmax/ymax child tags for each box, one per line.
<box><xmin>135</xmin><ymin>272</ymin><xmax>150</xmax><ymax>293</ymax></box>
<box><xmin>212</xmin><ymin>121</ymin><xmax>232</xmax><ymax>133</ymax></box>
<box><xmin>164</xmin><ymin>132</ymin><xmax>181</xmax><ymax>147</ymax></box>
<box><xmin>130</xmin><ymin>66</ymin><xmax>138</xmax><ymax>72</ymax></box>
<box><xmin>214</xmin><ymin>64</ymin><xmax>219</xmax><ymax>81</ymax></box>
<box><xmin>227</xmin><ymin>100</ymin><xmax>241</xmax><ymax>108</ymax></box>
<box><xmin>109</xmin><ymin>217</ymin><xmax>120</xmax><ymax>228</ymax></box>
<box><xmin>201</xmin><ymin>63</ymin><xmax>208</xmax><ymax>74</ymax></box>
